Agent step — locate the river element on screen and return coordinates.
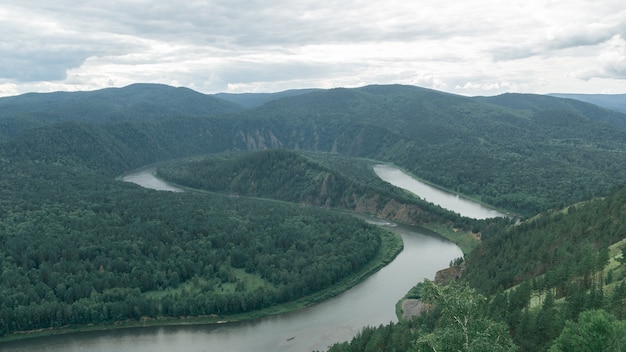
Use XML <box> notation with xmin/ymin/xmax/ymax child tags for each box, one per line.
<box><xmin>373</xmin><ymin>164</ymin><xmax>506</xmax><ymax>219</ymax></box>
<box><xmin>4</xmin><ymin>166</ymin><xmax>469</xmax><ymax>352</ymax></box>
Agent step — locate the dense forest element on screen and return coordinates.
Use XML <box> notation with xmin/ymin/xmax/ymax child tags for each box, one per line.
<box><xmin>0</xmin><ymin>83</ymin><xmax>625</xmax><ymax>350</ymax></box>
<box><xmin>325</xmin><ymin>188</ymin><xmax>626</xmax><ymax>352</ymax></box>
<box><xmin>1</xmin><ymin>84</ymin><xmax>624</xmax><ymax>216</ymax></box>
<box><xmin>156</xmin><ymin>149</ymin><xmax>478</xmax><ymax>229</ymax></box>
<box><xmin>0</xmin><ymin>155</ymin><xmax>400</xmax><ymax>336</ymax></box>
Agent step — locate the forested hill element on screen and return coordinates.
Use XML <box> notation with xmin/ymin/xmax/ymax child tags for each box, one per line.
<box><xmin>550</xmin><ymin>93</ymin><xmax>626</xmax><ymax>115</ymax></box>
<box><xmin>0</xmin><ymin>83</ymin><xmax>242</xmax><ymax>139</ymax></box>
<box><xmin>156</xmin><ymin>149</ymin><xmax>469</xmax><ymax>227</ymax></box>
<box><xmin>1</xmin><ymin>83</ymin><xmax>625</xmax><ymax>216</ymax></box>
<box><xmin>465</xmin><ymin>188</ymin><xmax>626</xmax><ymax>293</ymax></box>
<box><xmin>463</xmin><ymin>188</ymin><xmax>626</xmax><ymax>350</ymax></box>
<box><xmin>214</xmin><ymin>88</ymin><xmax>320</xmax><ymax>108</ymax></box>
<box><xmin>234</xmin><ymin>85</ymin><xmax>626</xmax><ymax>216</ymax></box>
<box><xmin>325</xmin><ymin>187</ymin><xmax>626</xmax><ymax>352</ymax></box>
<box><xmin>473</xmin><ymin>93</ymin><xmax>626</xmax><ymax>129</ymax></box>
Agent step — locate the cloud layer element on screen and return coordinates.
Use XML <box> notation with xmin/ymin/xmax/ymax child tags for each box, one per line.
<box><xmin>2</xmin><ymin>0</ymin><xmax>626</xmax><ymax>96</ymax></box>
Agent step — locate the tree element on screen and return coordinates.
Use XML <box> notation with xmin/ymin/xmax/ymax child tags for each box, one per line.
<box><xmin>548</xmin><ymin>309</ymin><xmax>626</xmax><ymax>352</ymax></box>
<box><xmin>416</xmin><ymin>280</ymin><xmax>518</xmax><ymax>352</ymax></box>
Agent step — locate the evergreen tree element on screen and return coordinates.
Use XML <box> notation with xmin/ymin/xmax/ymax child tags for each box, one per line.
<box><xmin>548</xmin><ymin>310</ymin><xmax>626</xmax><ymax>352</ymax></box>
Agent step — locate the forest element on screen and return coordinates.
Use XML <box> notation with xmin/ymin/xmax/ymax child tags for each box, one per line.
<box><xmin>155</xmin><ymin>149</ymin><xmax>478</xmax><ymax>230</ymax></box>
<box><xmin>1</xmin><ymin>84</ymin><xmax>624</xmax><ymax>217</ymax></box>
<box><xmin>0</xmin><ymin>155</ymin><xmax>400</xmax><ymax>336</ymax></box>
<box><xmin>0</xmin><ymin>83</ymin><xmax>625</xmax><ymax>350</ymax></box>
<box><xmin>325</xmin><ymin>188</ymin><xmax>626</xmax><ymax>352</ymax></box>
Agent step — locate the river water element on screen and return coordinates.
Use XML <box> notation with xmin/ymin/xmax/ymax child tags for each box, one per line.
<box><xmin>373</xmin><ymin>164</ymin><xmax>506</xmax><ymax>219</ymax></box>
<box><xmin>4</xmin><ymin>165</ymin><xmax>473</xmax><ymax>352</ymax></box>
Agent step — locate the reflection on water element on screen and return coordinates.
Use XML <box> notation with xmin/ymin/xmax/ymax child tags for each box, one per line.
<box><xmin>121</xmin><ymin>168</ymin><xmax>183</xmax><ymax>192</ymax></box>
<box><xmin>373</xmin><ymin>164</ymin><xmax>506</xmax><ymax>219</ymax></box>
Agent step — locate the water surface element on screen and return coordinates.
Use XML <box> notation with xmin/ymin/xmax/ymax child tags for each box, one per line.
<box><xmin>3</xmin><ymin>168</ymin><xmax>461</xmax><ymax>352</ymax></box>
<box><xmin>373</xmin><ymin>164</ymin><xmax>505</xmax><ymax>219</ymax></box>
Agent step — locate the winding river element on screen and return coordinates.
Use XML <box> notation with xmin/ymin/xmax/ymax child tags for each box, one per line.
<box><xmin>4</xmin><ymin>165</ymin><xmax>478</xmax><ymax>352</ymax></box>
<box><xmin>373</xmin><ymin>165</ymin><xmax>506</xmax><ymax>219</ymax></box>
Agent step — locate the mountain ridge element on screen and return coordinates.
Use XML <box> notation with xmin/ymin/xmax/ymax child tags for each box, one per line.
<box><xmin>1</xmin><ymin>83</ymin><xmax>625</xmax><ymax>216</ymax></box>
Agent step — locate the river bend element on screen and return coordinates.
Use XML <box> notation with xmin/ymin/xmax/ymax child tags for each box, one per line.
<box><xmin>4</xmin><ymin>167</ymin><xmax>462</xmax><ymax>352</ymax></box>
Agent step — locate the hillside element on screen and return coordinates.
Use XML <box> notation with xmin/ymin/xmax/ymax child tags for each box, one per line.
<box><xmin>465</xmin><ymin>189</ymin><xmax>626</xmax><ymax>293</ymax></box>
<box><xmin>550</xmin><ymin>93</ymin><xmax>626</xmax><ymax>115</ymax></box>
<box><xmin>475</xmin><ymin>93</ymin><xmax>626</xmax><ymax>129</ymax></box>
<box><xmin>326</xmin><ymin>188</ymin><xmax>626</xmax><ymax>352</ymax></box>
<box><xmin>156</xmin><ymin>149</ymin><xmax>472</xmax><ymax>228</ymax></box>
<box><xmin>1</xmin><ymin>84</ymin><xmax>625</xmax><ymax>217</ymax></box>
<box><xmin>0</xmin><ymin>83</ymin><xmax>242</xmax><ymax>140</ymax></box>
<box><xmin>0</xmin><ymin>133</ymin><xmax>400</xmax><ymax>339</ymax></box>
<box><xmin>466</xmin><ymin>188</ymin><xmax>626</xmax><ymax>350</ymax></box>
<box><xmin>237</xmin><ymin>85</ymin><xmax>626</xmax><ymax>216</ymax></box>
<box><xmin>214</xmin><ymin>88</ymin><xmax>320</xmax><ymax>108</ymax></box>
<box><xmin>0</xmin><ymin>83</ymin><xmax>625</xmax><ymax>349</ymax></box>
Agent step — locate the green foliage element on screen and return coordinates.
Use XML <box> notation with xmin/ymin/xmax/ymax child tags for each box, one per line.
<box><xmin>548</xmin><ymin>310</ymin><xmax>626</xmax><ymax>352</ymax></box>
<box><xmin>1</xmin><ymin>83</ymin><xmax>626</xmax><ymax>349</ymax></box>
<box><xmin>457</xmin><ymin>188</ymin><xmax>626</xmax><ymax>351</ymax></box>
<box><xmin>325</xmin><ymin>322</ymin><xmax>415</xmax><ymax>352</ymax></box>
<box><xmin>464</xmin><ymin>189</ymin><xmax>626</xmax><ymax>293</ymax></box>
<box><xmin>156</xmin><ymin>149</ymin><xmax>471</xmax><ymax>228</ymax></box>
<box><xmin>0</xmin><ymin>157</ymin><xmax>387</xmax><ymax>336</ymax></box>
<box><xmin>416</xmin><ymin>280</ymin><xmax>518</xmax><ymax>352</ymax></box>
<box><xmin>0</xmin><ymin>83</ymin><xmax>242</xmax><ymax>128</ymax></box>
<box><xmin>2</xmin><ymin>84</ymin><xmax>625</xmax><ymax>216</ymax></box>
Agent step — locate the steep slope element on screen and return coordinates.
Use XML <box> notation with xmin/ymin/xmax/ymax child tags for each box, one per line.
<box><xmin>465</xmin><ymin>189</ymin><xmax>626</xmax><ymax>293</ymax></box>
<box><xmin>156</xmin><ymin>149</ymin><xmax>470</xmax><ymax>227</ymax></box>
<box><xmin>238</xmin><ymin>85</ymin><xmax>626</xmax><ymax>216</ymax></box>
<box><xmin>462</xmin><ymin>188</ymin><xmax>626</xmax><ymax>351</ymax></box>
<box><xmin>325</xmin><ymin>188</ymin><xmax>626</xmax><ymax>352</ymax></box>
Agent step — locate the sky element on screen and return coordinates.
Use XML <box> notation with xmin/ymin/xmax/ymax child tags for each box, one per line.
<box><xmin>2</xmin><ymin>0</ymin><xmax>626</xmax><ymax>97</ymax></box>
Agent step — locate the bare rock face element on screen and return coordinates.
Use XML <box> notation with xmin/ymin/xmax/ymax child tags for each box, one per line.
<box><xmin>377</xmin><ymin>200</ymin><xmax>427</xmax><ymax>225</ymax></box>
<box><xmin>401</xmin><ymin>299</ymin><xmax>433</xmax><ymax>321</ymax></box>
<box><xmin>434</xmin><ymin>266</ymin><xmax>462</xmax><ymax>286</ymax></box>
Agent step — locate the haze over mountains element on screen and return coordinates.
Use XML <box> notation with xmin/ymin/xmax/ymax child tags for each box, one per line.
<box><xmin>1</xmin><ymin>83</ymin><xmax>624</xmax><ymax>217</ymax></box>
<box><xmin>549</xmin><ymin>93</ymin><xmax>626</xmax><ymax>114</ymax></box>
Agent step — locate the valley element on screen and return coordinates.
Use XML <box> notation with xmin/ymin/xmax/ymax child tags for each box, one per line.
<box><xmin>0</xmin><ymin>83</ymin><xmax>624</xmax><ymax>351</ymax></box>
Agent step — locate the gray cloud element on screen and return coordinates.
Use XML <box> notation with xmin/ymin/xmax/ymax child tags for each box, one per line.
<box><xmin>2</xmin><ymin>0</ymin><xmax>626</xmax><ymax>96</ymax></box>
<box><xmin>573</xmin><ymin>34</ymin><xmax>626</xmax><ymax>81</ymax></box>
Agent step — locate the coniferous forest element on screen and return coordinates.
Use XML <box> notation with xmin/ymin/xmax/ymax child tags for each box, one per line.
<box><xmin>0</xmin><ymin>83</ymin><xmax>625</xmax><ymax>350</ymax></box>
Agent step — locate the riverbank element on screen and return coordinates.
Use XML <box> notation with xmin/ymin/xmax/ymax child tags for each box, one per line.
<box><xmin>422</xmin><ymin>223</ymin><xmax>478</xmax><ymax>255</ymax></box>
<box><xmin>0</xmin><ymin>230</ymin><xmax>403</xmax><ymax>344</ymax></box>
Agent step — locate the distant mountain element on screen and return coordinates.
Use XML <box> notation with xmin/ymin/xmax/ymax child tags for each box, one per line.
<box><xmin>0</xmin><ymin>83</ymin><xmax>242</xmax><ymax>139</ymax></box>
<box><xmin>474</xmin><ymin>93</ymin><xmax>626</xmax><ymax>129</ymax></box>
<box><xmin>214</xmin><ymin>88</ymin><xmax>321</xmax><ymax>108</ymax></box>
<box><xmin>550</xmin><ymin>93</ymin><xmax>626</xmax><ymax>114</ymax></box>
<box><xmin>2</xmin><ymin>83</ymin><xmax>625</xmax><ymax>216</ymax></box>
<box><xmin>3</xmin><ymin>82</ymin><xmax>626</xmax><ymax>348</ymax></box>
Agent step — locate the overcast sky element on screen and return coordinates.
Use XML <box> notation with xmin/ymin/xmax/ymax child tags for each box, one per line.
<box><xmin>2</xmin><ymin>1</ymin><xmax>626</xmax><ymax>97</ymax></box>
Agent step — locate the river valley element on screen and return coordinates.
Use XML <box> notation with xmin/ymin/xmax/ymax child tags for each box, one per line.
<box><xmin>4</xmin><ymin>164</ymin><xmax>491</xmax><ymax>352</ymax></box>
